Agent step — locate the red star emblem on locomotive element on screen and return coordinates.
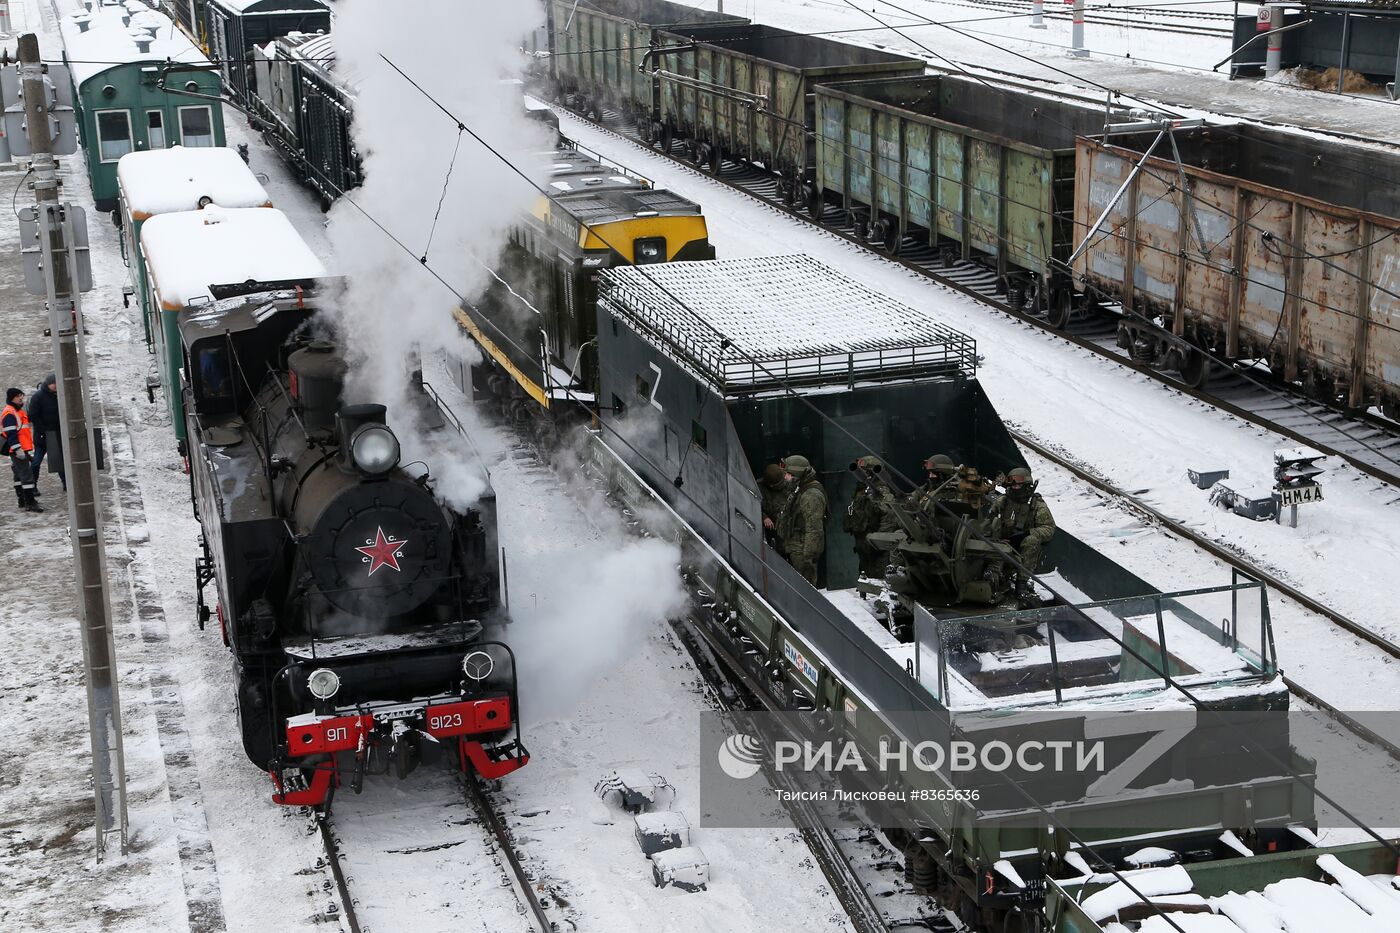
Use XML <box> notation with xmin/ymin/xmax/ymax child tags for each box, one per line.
<box><xmin>355</xmin><ymin>527</ymin><xmax>407</xmax><ymax>576</ymax></box>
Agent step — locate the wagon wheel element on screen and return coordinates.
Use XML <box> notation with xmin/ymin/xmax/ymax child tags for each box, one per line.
<box><xmin>708</xmin><ymin>143</ymin><xmax>723</xmax><ymax>175</ymax></box>
<box><xmin>1045</xmin><ymin>287</ymin><xmax>1073</xmax><ymax>329</ymax></box>
<box><xmin>806</xmin><ymin>186</ymin><xmax>824</xmax><ymax>221</ymax></box>
<box><xmin>638</xmin><ymin>118</ymin><xmax>653</xmax><ymax>144</ymax></box>
<box><xmin>1180</xmin><ymin>347</ymin><xmax>1212</xmax><ymax>389</ymax></box>
<box><xmin>660</xmin><ymin>123</ymin><xmax>674</xmax><ymax>153</ymax></box>
<box><xmin>851</xmin><ymin>211</ymin><xmax>869</xmax><ymax>241</ymax></box>
<box><xmin>883</xmin><ymin>223</ymin><xmax>902</xmax><ymax>256</ymax></box>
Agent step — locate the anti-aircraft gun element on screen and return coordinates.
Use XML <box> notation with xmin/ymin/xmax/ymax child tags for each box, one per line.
<box><xmin>851</xmin><ymin>460</ymin><xmax>1021</xmax><ymax>642</ymax></box>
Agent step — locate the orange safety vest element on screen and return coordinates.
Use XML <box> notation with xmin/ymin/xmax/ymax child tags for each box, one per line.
<box><xmin>1</xmin><ymin>403</ymin><xmax>34</xmax><ymax>453</ymax></box>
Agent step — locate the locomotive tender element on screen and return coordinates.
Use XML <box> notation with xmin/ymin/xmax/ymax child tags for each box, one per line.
<box><xmin>180</xmin><ymin>287</ymin><xmax>528</xmax><ymax>807</ymax></box>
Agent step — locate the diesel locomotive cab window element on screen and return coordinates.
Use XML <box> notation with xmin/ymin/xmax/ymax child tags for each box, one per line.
<box><xmin>145</xmin><ymin>111</ymin><xmax>166</xmax><ymax>149</ymax></box>
<box><xmin>634</xmin><ymin>237</ymin><xmax>666</xmax><ymax>264</ymax></box>
<box><xmin>96</xmin><ymin>110</ymin><xmax>134</xmax><ymax>162</ymax></box>
<box><xmin>179</xmin><ymin>106</ymin><xmax>215</xmax><ymax>147</ymax></box>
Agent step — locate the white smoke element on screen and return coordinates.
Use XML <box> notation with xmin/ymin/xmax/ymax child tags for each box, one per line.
<box><xmin>327</xmin><ymin>0</ymin><xmax>548</xmax><ymax>424</ymax></box>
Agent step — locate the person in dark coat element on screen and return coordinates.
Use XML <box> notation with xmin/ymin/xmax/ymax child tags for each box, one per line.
<box><xmin>27</xmin><ymin>373</ymin><xmax>63</xmax><ymax>493</ymax></box>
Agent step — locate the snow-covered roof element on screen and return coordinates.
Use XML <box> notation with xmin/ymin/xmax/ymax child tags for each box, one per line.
<box><xmin>600</xmin><ymin>255</ymin><xmax>977</xmax><ymax>394</ymax></box>
<box><xmin>210</xmin><ymin>0</ymin><xmax>327</xmax><ymax>13</ymax></box>
<box><xmin>142</xmin><ymin>207</ymin><xmax>327</xmax><ymax>308</ymax></box>
<box><xmin>60</xmin><ymin>4</ymin><xmax>210</xmax><ymax>86</ymax></box>
<box><xmin>118</xmin><ymin>147</ymin><xmax>272</xmax><ymax>219</ymax></box>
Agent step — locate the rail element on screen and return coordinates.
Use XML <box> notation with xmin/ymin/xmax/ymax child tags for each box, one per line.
<box><xmin>463</xmin><ymin>775</ymin><xmax>555</xmax><ymax>933</ymax></box>
<box><xmin>315</xmin><ymin>814</ymin><xmax>362</xmax><ymax>933</ymax></box>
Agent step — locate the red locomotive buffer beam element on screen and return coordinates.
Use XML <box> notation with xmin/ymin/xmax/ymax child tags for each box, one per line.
<box><xmin>270</xmin><ymin>696</ymin><xmax>528</xmax><ymax>806</ymax></box>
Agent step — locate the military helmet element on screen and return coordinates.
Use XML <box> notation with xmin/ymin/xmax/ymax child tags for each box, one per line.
<box><xmin>783</xmin><ymin>454</ymin><xmax>813</xmax><ymax>477</ymax></box>
<box><xmin>924</xmin><ymin>453</ymin><xmax>955</xmax><ymax>473</ymax></box>
<box><xmin>761</xmin><ymin>463</ymin><xmax>786</xmax><ymax>487</ymax></box>
<box><xmin>855</xmin><ymin>454</ymin><xmax>882</xmax><ymax>470</ymax></box>
<box><xmin>1006</xmin><ymin>467</ymin><xmax>1033</xmax><ymax>486</ymax></box>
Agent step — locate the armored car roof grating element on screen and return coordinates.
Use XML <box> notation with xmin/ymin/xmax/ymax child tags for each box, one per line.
<box><xmin>600</xmin><ymin>255</ymin><xmax>976</xmax><ymax>394</ymax></box>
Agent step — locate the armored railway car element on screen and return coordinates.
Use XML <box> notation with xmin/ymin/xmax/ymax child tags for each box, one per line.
<box><xmin>556</xmin><ymin>255</ymin><xmax>1317</xmax><ymax>929</ymax></box>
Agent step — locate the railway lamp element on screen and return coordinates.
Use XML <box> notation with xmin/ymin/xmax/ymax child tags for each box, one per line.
<box><xmin>307</xmin><ymin>668</ymin><xmax>341</xmax><ymax>701</ymax></box>
<box><xmin>350</xmin><ymin>423</ymin><xmax>400</xmax><ymax>476</ymax></box>
<box><xmin>461</xmin><ymin>650</ymin><xmax>495</xmax><ymax>682</ymax></box>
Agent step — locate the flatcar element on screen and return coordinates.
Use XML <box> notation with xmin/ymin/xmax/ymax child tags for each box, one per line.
<box><xmin>136</xmin><ymin>204</ymin><xmax>325</xmax><ymax>451</ymax></box>
<box><xmin>454</xmin><ymin>143</ymin><xmax>714</xmax><ymax>435</ymax></box>
<box><xmin>59</xmin><ymin>3</ymin><xmax>226</xmax><ymax>212</ymax></box>
<box><xmin>116</xmin><ymin>145</ymin><xmax>273</xmax><ymax>349</ymax></box>
<box><xmin>561</xmin><ymin>254</ymin><xmax>1318</xmax><ymax>930</ymax></box>
<box><xmin>547</xmin><ymin>0</ymin><xmax>1400</xmax><ymax>419</ymax></box>
<box><xmin>180</xmin><ymin>284</ymin><xmax>527</xmax><ymax>806</ymax></box>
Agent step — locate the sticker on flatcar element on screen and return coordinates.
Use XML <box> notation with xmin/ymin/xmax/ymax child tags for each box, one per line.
<box><xmin>783</xmin><ymin>639</ymin><xmax>819</xmax><ymax>687</ymax></box>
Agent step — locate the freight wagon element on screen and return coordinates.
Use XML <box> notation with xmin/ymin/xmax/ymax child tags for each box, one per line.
<box><xmin>203</xmin><ymin>0</ymin><xmax>330</xmax><ymax>108</ymax></box>
<box><xmin>812</xmin><ymin>74</ymin><xmax>1113</xmax><ymax>323</ymax></box>
<box><xmin>647</xmin><ymin>24</ymin><xmax>925</xmax><ymax>184</ymax></box>
<box><xmin>547</xmin><ymin>0</ymin><xmax>749</xmax><ymax>125</ymax></box>
<box><xmin>564</xmin><ymin>254</ymin><xmax>1318</xmax><ymax>930</ymax></box>
<box><xmin>1074</xmin><ymin>125</ymin><xmax>1400</xmax><ymax>414</ymax></box>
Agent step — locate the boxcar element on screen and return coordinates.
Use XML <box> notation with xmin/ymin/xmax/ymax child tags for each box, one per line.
<box><xmin>139</xmin><ymin>207</ymin><xmax>326</xmax><ymax>451</ymax></box>
<box><xmin>1074</xmin><ymin>125</ymin><xmax>1400</xmax><ymax>414</ymax></box>
<box><xmin>203</xmin><ymin>0</ymin><xmax>330</xmax><ymax>108</ymax></box>
<box><xmin>60</xmin><ymin>4</ymin><xmax>225</xmax><ymax>212</ymax></box>
<box><xmin>651</xmin><ymin>24</ymin><xmax>925</xmax><ymax>184</ymax></box>
<box><xmin>116</xmin><ymin>147</ymin><xmax>273</xmax><ymax>349</ymax></box>
<box><xmin>547</xmin><ymin>0</ymin><xmax>748</xmax><ymax>124</ymax></box>
<box><xmin>813</xmin><ymin>75</ymin><xmax>1111</xmax><ymax>319</ymax></box>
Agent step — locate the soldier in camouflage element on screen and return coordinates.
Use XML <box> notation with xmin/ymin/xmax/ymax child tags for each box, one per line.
<box><xmin>777</xmin><ymin>454</ymin><xmax>828</xmax><ymax>586</ymax></box>
<box><xmin>908</xmin><ymin>453</ymin><xmax>959</xmax><ymax>511</ymax></box>
<box><xmin>844</xmin><ymin>454</ymin><xmax>895</xmax><ymax>578</ymax></box>
<box><xmin>758</xmin><ymin>463</ymin><xmax>794</xmax><ymax>555</ymax></box>
<box><xmin>985</xmin><ymin>466</ymin><xmax>1056</xmax><ymax>595</ymax></box>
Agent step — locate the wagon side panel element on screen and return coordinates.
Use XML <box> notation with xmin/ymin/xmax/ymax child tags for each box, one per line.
<box><xmin>1179</xmin><ymin>177</ymin><xmax>1238</xmax><ymax>345</ymax></box>
<box><xmin>1004</xmin><ymin>148</ymin><xmax>1053</xmax><ymax>280</ymax></box>
<box><xmin>1074</xmin><ymin>142</ymin><xmax>1132</xmax><ymax>299</ymax></box>
<box><xmin>906</xmin><ymin>120</ymin><xmax>934</xmax><ymax>236</ymax></box>
<box><xmin>1366</xmin><ymin>233</ymin><xmax>1400</xmax><ymax>410</ymax></box>
<box><xmin>1296</xmin><ymin>209</ymin><xmax>1362</xmax><ymax>384</ymax></box>
<box><xmin>936</xmin><ymin>128</ymin><xmax>965</xmax><ymax>242</ymax></box>
<box><xmin>1130</xmin><ymin>169</ymin><xmax>1183</xmax><ymax>317</ymax></box>
<box><xmin>816</xmin><ymin>91</ymin><xmax>847</xmax><ymax>204</ymax></box>
<box><xmin>967</xmin><ymin>137</ymin><xmax>1001</xmax><ymax>259</ymax></box>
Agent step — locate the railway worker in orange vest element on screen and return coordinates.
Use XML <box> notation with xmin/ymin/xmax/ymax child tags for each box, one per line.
<box><xmin>2</xmin><ymin>387</ymin><xmax>42</xmax><ymax>513</ymax></box>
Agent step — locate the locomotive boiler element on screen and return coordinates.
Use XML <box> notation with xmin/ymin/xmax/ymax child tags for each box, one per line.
<box><xmin>181</xmin><ymin>286</ymin><xmax>527</xmax><ymax>808</ymax></box>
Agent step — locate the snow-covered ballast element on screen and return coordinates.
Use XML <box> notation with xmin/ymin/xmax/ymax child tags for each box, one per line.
<box><xmin>586</xmin><ymin>255</ymin><xmax>1314</xmax><ymax>925</ymax></box>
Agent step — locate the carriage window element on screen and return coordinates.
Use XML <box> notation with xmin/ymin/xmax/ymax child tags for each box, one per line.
<box><xmin>198</xmin><ymin>347</ymin><xmax>233</xmax><ymax>400</ymax></box>
<box><xmin>96</xmin><ymin>110</ymin><xmax>133</xmax><ymax>162</ymax></box>
<box><xmin>146</xmin><ymin>111</ymin><xmax>166</xmax><ymax>149</ymax></box>
<box><xmin>178</xmin><ymin>106</ymin><xmax>215</xmax><ymax>147</ymax></box>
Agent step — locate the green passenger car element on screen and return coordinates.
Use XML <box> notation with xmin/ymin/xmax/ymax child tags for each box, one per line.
<box><xmin>60</xmin><ymin>4</ymin><xmax>225</xmax><ymax>212</ymax></box>
<box><xmin>117</xmin><ymin>146</ymin><xmax>273</xmax><ymax>348</ymax></box>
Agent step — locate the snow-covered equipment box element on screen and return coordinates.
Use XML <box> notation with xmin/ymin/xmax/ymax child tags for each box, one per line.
<box><xmin>595</xmin><ymin>768</ymin><xmax>673</xmax><ymax>813</ymax></box>
<box><xmin>634</xmin><ymin>811</ymin><xmax>690</xmax><ymax>857</ymax></box>
<box><xmin>651</xmin><ymin>846</ymin><xmax>710</xmax><ymax>892</ymax></box>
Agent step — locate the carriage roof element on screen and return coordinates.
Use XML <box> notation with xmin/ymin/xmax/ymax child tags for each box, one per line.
<box><xmin>141</xmin><ymin>207</ymin><xmax>327</xmax><ymax>309</ymax></box>
<box><xmin>60</xmin><ymin>5</ymin><xmax>209</xmax><ymax>86</ymax></box>
<box><xmin>118</xmin><ymin>147</ymin><xmax>272</xmax><ymax>220</ymax></box>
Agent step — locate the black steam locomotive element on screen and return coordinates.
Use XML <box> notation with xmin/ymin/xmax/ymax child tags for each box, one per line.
<box><xmin>180</xmin><ymin>283</ymin><xmax>527</xmax><ymax>807</ymax></box>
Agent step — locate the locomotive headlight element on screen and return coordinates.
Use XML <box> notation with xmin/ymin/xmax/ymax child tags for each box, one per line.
<box><xmin>307</xmin><ymin>668</ymin><xmax>341</xmax><ymax>701</ymax></box>
<box><xmin>351</xmin><ymin>424</ymin><xmax>400</xmax><ymax>475</ymax></box>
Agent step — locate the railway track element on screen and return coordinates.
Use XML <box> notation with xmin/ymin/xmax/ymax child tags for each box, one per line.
<box><xmin>547</xmin><ymin>104</ymin><xmax>1400</xmax><ymax>489</ymax></box>
<box><xmin>310</xmin><ymin>771</ymin><xmax>558</xmax><ymax>933</ymax></box>
<box><xmin>1011</xmin><ymin>428</ymin><xmax>1400</xmax><ymax>763</ymax></box>
<box><xmin>910</xmin><ymin>0</ymin><xmax>1234</xmax><ymax>37</ymax></box>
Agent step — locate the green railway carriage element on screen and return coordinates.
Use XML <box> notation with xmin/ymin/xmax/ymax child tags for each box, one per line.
<box><xmin>116</xmin><ymin>146</ymin><xmax>273</xmax><ymax>348</ymax></box>
<box><xmin>60</xmin><ymin>4</ymin><xmax>226</xmax><ymax>212</ymax></box>
<box><xmin>547</xmin><ymin>0</ymin><xmax>749</xmax><ymax>122</ymax></box>
<box><xmin>581</xmin><ymin>255</ymin><xmax>1317</xmax><ymax>929</ymax></box>
<box><xmin>138</xmin><ymin>206</ymin><xmax>325</xmax><ymax>451</ymax></box>
<box><xmin>812</xmin><ymin>75</ymin><xmax>1112</xmax><ymax>322</ymax></box>
<box><xmin>649</xmin><ymin>24</ymin><xmax>925</xmax><ymax>184</ymax></box>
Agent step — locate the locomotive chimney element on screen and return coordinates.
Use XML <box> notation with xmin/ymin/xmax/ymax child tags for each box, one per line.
<box><xmin>287</xmin><ymin>341</ymin><xmax>346</xmax><ymax>435</ymax></box>
<box><xmin>336</xmin><ymin>404</ymin><xmax>387</xmax><ymax>449</ymax></box>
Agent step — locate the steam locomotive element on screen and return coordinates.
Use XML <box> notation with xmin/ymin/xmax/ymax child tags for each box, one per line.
<box><xmin>180</xmin><ymin>283</ymin><xmax>527</xmax><ymax>807</ymax></box>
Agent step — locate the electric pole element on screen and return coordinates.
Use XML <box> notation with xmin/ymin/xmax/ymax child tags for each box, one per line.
<box><xmin>18</xmin><ymin>32</ymin><xmax>129</xmax><ymax>857</ymax></box>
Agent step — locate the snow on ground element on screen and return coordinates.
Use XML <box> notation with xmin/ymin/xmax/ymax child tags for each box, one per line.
<box><xmin>554</xmin><ymin>109</ymin><xmax>1400</xmax><ymax>709</ymax></box>
<box><xmin>687</xmin><ymin>0</ymin><xmax>1400</xmax><ymax>140</ymax></box>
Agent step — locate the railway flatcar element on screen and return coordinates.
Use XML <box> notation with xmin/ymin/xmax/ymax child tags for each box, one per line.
<box><xmin>1047</xmin><ymin>837</ymin><xmax>1400</xmax><ymax>932</ymax></box>
<box><xmin>203</xmin><ymin>0</ymin><xmax>330</xmax><ymax>107</ymax></box>
<box><xmin>564</xmin><ymin>254</ymin><xmax>1319</xmax><ymax>930</ymax></box>
<box><xmin>138</xmin><ymin>205</ymin><xmax>326</xmax><ymax>450</ymax></box>
<box><xmin>180</xmin><ymin>286</ymin><xmax>527</xmax><ymax>807</ymax></box>
<box><xmin>455</xmin><ymin>143</ymin><xmax>713</xmax><ymax>433</ymax></box>
<box><xmin>116</xmin><ymin>146</ymin><xmax>274</xmax><ymax>349</ymax></box>
<box><xmin>59</xmin><ymin>3</ymin><xmax>226</xmax><ymax>212</ymax></box>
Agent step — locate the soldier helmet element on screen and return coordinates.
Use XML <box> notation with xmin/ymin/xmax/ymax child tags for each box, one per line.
<box><xmin>783</xmin><ymin>454</ymin><xmax>813</xmax><ymax>478</ymax></box>
<box><xmin>1006</xmin><ymin>467</ymin><xmax>1033</xmax><ymax>485</ymax></box>
<box><xmin>855</xmin><ymin>454</ymin><xmax>882</xmax><ymax>470</ymax></box>
<box><xmin>924</xmin><ymin>453</ymin><xmax>955</xmax><ymax>473</ymax></box>
<box><xmin>761</xmin><ymin>464</ymin><xmax>786</xmax><ymax>487</ymax></box>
